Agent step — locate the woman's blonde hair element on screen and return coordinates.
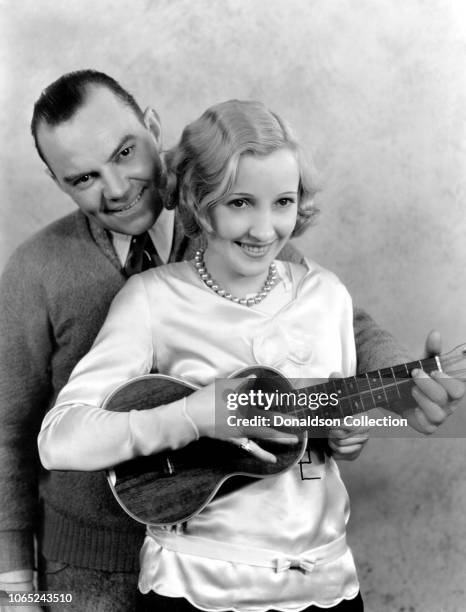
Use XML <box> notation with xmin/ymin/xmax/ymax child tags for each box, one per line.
<box><xmin>165</xmin><ymin>99</ymin><xmax>318</xmax><ymax>236</ymax></box>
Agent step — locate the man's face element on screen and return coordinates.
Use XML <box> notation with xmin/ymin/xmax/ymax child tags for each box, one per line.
<box><xmin>37</xmin><ymin>86</ymin><xmax>164</xmax><ymax>235</ymax></box>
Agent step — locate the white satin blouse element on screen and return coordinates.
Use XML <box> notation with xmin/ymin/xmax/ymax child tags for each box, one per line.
<box><xmin>41</xmin><ymin>259</ymin><xmax>359</xmax><ymax>610</ymax></box>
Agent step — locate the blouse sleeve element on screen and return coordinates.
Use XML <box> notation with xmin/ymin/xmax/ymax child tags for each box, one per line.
<box><xmin>38</xmin><ymin>274</ymin><xmax>198</xmax><ymax>471</ymax></box>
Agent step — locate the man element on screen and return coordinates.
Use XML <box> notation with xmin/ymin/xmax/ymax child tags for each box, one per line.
<box><xmin>0</xmin><ymin>70</ymin><xmax>462</xmax><ymax>611</ymax></box>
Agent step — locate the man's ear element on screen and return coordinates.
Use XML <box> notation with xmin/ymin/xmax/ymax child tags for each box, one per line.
<box><xmin>143</xmin><ymin>107</ymin><xmax>162</xmax><ymax>150</ymax></box>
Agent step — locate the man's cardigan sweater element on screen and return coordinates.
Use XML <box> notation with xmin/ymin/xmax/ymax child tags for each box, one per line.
<box><xmin>0</xmin><ymin>210</ymin><xmax>409</xmax><ymax>574</ymax></box>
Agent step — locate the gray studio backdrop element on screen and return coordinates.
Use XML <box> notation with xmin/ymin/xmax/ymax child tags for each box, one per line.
<box><xmin>1</xmin><ymin>1</ymin><xmax>466</xmax><ymax>610</ymax></box>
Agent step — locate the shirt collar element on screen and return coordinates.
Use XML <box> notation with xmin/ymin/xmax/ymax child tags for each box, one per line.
<box><xmin>111</xmin><ymin>207</ymin><xmax>175</xmax><ymax>266</ymax></box>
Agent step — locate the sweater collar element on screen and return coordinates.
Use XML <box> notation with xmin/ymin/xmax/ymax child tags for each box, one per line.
<box><xmin>85</xmin><ymin>209</ymin><xmax>205</xmax><ymax>274</ymax></box>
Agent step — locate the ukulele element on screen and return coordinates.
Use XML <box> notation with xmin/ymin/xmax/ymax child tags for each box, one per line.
<box><xmin>105</xmin><ymin>345</ymin><xmax>466</xmax><ymax>526</ymax></box>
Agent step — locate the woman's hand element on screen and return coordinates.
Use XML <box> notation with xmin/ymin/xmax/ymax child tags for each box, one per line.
<box><xmin>326</xmin><ymin>371</ymin><xmax>370</xmax><ymax>460</ymax></box>
<box><xmin>185</xmin><ymin>375</ymin><xmax>299</xmax><ymax>463</ymax></box>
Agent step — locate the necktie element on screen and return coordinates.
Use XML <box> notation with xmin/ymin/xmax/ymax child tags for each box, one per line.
<box><xmin>124</xmin><ymin>232</ymin><xmax>161</xmax><ymax>276</ymax></box>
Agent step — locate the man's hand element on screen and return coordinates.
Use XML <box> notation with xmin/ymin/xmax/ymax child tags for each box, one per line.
<box><xmin>406</xmin><ymin>330</ymin><xmax>465</xmax><ymax>434</ymax></box>
<box><xmin>1</xmin><ymin>603</ymin><xmax>43</xmax><ymax>612</ymax></box>
<box><xmin>0</xmin><ymin>569</ymin><xmax>43</xmax><ymax>612</ymax></box>
<box><xmin>328</xmin><ymin>425</ymin><xmax>370</xmax><ymax>460</ymax></box>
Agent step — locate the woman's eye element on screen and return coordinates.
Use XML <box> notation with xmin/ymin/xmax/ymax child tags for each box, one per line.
<box><xmin>277</xmin><ymin>198</ymin><xmax>295</xmax><ymax>207</ymax></box>
<box><xmin>229</xmin><ymin>199</ymin><xmax>248</xmax><ymax>208</ymax></box>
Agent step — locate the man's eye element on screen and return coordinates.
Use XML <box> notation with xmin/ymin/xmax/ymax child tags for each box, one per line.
<box><xmin>118</xmin><ymin>146</ymin><xmax>134</xmax><ymax>159</ymax></box>
<box><xmin>74</xmin><ymin>175</ymin><xmax>91</xmax><ymax>186</ymax></box>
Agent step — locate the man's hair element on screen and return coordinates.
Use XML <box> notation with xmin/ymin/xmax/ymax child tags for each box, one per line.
<box><xmin>31</xmin><ymin>69</ymin><xmax>145</xmax><ymax>166</ymax></box>
<box><xmin>165</xmin><ymin>99</ymin><xmax>319</xmax><ymax>238</ymax></box>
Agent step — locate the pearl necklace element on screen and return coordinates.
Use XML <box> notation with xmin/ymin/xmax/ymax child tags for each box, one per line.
<box><xmin>193</xmin><ymin>250</ymin><xmax>278</xmax><ymax>306</ymax></box>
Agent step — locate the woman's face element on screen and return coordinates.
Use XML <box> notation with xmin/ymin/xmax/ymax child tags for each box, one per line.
<box><xmin>204</xmin><ymin>148</ymin><xmax>299</xmax><ymax>292</ymax></box>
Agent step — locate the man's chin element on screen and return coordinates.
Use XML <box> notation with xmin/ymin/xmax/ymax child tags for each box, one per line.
<box><xmin>99</xmin><ymin>209</ymin><xmax>159</xmax><ymax>236</ymax></box>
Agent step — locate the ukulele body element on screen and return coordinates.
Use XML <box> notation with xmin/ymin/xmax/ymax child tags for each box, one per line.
<box><xmin>105</xmin><ymin>366</ymin><xmax>307</xmax><ymax>525</ymax></box>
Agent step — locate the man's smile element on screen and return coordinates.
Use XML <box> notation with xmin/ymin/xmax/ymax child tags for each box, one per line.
<box><xmin>109</xmin><ymin>187</ymin><xmax>146</xmax><ymax>215</ymax></box>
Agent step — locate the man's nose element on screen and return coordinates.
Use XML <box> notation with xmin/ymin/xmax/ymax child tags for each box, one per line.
<box><xmin>102</xmin><ymin>168</ymin><xmax>131</xmax><ymax>200</ymax></box>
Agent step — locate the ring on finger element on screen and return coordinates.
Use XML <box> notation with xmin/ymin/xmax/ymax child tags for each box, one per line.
<box><xmin>240</xmin><ymin>439</ymin><xmax>253</xmax><ymax>453</ymax></box>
